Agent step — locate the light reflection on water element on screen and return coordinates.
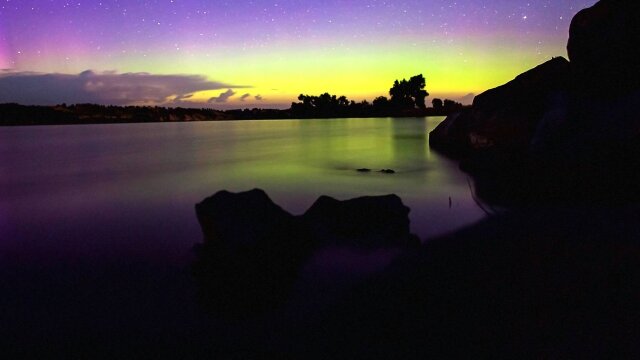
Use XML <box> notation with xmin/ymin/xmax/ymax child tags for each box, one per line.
<box><xmin>0</xmin><ymin>117</ymin><xmax>484</xmax><ymax>263</ymax></box>
<box><xmin>0</xmin><ymin>117</ymin><xmax>486</xmax><ymax>351</ymax></box>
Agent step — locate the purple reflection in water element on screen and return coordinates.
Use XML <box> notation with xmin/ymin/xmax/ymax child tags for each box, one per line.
<box><xmin>0</xmin><ymin>118</ymin><xmax>484</xmax><ymax>355</ymax></box>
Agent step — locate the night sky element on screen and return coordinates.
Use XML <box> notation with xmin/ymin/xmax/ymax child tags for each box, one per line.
<box><xmin>0</xmin><ymin>0</ymin><xmax>595</xmax><ymax>108</ymax></box>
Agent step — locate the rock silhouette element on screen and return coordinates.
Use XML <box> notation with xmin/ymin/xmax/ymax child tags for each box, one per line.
<box><xmin>192</xmin><ymin>189</ymin><xmax>418</xmax><ymax>317</ymax></box>
<box><xmin>568</xmin><ymin>0</ymin><xmax>640</xmax><ymax>98</ymax></box>
<box><xmin>300</xmin><ymin>208</ymin><xmax>640</xmax><ymax>358</ymax></box>
<box><xmin>193</xmin><ymin>191</ymin><xmax>640</xmax><ymax>358</ymax></box>
<box><xmin>193</xmin><ymin>189</ymin><xmax>308</xmax><ymax>317</ymax></box>
<box><xmin>429</xmin><ymin>0</ymin><xmax>640</xmax><ymax>206</ymax></box>
<box><xmin>429</xmin><ymin>57</ymin><xmax>570</xmax><ymax>156</ymax></box>
<box><xmin>303</xmin><ymin>194</ymin><xmax>419</xmax><ymax>248</ymax></box>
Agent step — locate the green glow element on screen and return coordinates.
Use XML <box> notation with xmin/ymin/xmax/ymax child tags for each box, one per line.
<box><xmin>22</xmin><ymin>35</ymin><xmax>568</xmax><ymax>107</ymax></box>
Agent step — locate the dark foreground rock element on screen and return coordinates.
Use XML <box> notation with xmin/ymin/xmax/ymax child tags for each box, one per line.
<box><xmin>192</xmin><ymin>193</ymin><xmax>640</xmax><ymax>358</ymax></box>
<box><xmin>304</xmin><ymin>194</ymin><xmax>418</xmax><ymax>248</ymax></box>
<box><xmin>300</xmin><ymin>208</ymin><xmax>640</xmax><ymax>358</ymax></box>
<box><xmin>191</xmin><ymin>190</ymin><xmax>640</xmax><ymax>358</ymax></box>
<box><xmin>193</xmin><ymin>189</ymin><xmax>308</xmax><ymax>317</ymax></box>
<box><xmin>568</xmin><ymin>0</ymin><xmax>640</xmax><ymax>99</ymax></box>
<box><xmin>193</xmin><ymin>189</ymin><xmax>418</xmax><ymax>317</ymax></box>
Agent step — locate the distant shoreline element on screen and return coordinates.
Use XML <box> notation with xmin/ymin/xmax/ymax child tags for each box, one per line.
<box><xmin>0</xmin><ymin>103</ymin><xmax>465</xmax><ymax>126</ymax></box>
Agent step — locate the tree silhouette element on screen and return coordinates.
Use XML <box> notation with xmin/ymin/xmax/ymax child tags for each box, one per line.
<box><xmin>443</xmin><ymin>99</ymin><xmax>463</xmax><ymax>113</ymax></box>
<box><xmin>291</xmin><ymin>93</ymin><xmax>367</xmax><ymax>118</ymax></box>
<box><xmin>372</xmin><ymin>96</ymin><xmax>389</xmax><ymax>107</ymax></box>
<box><xmin>432</xmin><ymin>98</ymin><xmax>443</xmax><ymax>111</ymax></box>
<box><xmin>389</xmin><ymin>74</ymin><xmax>429</xmax><ymax>110</ymax></box>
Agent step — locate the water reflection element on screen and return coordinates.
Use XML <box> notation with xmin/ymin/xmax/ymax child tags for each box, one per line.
<box><xmin>391</xmin><ymin>117</ymin><xmax>428</xmax><ymax>164</ymax></box>
<box><xmin>0</xmin><ymin>117</ymin><xmax>486</xmax><ymax>357</ymax></box>
<box><xmin>0</xmin><ymin>118</ymin><xmax>484</xmax><ymax>258</ymax></box>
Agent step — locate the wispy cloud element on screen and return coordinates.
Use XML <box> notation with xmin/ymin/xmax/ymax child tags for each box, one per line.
<box><xmin>255</xmin><ymin>94</ymin><xmax>263</xmax><ymax>101</ymax></box>
<box><xmin>0</xmin><ymin>70</ymin><xmax>248</xmax><ymax>105</ymax></box>
<box><xmin>208</xmin><ymin>89</ymin><xmax>236</xmax><ymax>103</ymax></box>
<box><xmin>173</xmin><ymin>93</ymin><xmax>194</xmax><ymax>102</ymax></box>
<box><xmin>239</xmin><ymin>93</ymin><xmax>251</xmax><ymax>101</ymax></box>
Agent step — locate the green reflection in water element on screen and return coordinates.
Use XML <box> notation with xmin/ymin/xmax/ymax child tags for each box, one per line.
<box><xmin>0</xmin><ymin>117</ymin><xmax>484</xmax><ymax>240</ymax></box>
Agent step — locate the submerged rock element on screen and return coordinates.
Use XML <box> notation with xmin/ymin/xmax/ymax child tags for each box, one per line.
<box><xmin>193</xmin><ymin>189</ymin><xmax>418</xmax><ymax>317</ymax></box>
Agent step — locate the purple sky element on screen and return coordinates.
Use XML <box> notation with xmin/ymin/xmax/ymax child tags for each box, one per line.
<box><xmin>0</xmin><ymin>0</ymin><xmax>595</xmax><ymax>108</ymax></box>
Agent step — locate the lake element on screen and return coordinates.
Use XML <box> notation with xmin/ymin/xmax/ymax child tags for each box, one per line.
<box><xmin>0</xmin><ymin>117</ymin><xmax>485</xmax><ymax>355</ymax></box>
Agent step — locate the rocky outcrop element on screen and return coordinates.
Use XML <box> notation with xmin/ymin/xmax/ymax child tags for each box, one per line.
<box><xmin>193</xmin><ymin>189</ymin><xmax>309</xmax><ymax>317</ymax></box>
<box><xmin>430</xmin><ymin>57</ymin><xmax>570</xmax><ymax>156</ymax></box>
<box><xmin>431</xmin><ymin>0</ymin><xmax>640</xmax><ymax>158</ymax></box>
<box><xmin>429</xmin><ymin>0</ymin><xmax>640</xmax><ymax>205</ymax></box>
<box><xmin>428</xmin><ymin>108</ymin><xmax>475</xmax><ymax>156</ymax></box>
<box><xmin>303</xmin><ymin>194</ymin><xmax>419</xmax><ymax>248</ymax></box>
<box><xmin>568</xmin><ymin>0</ymin><xmax>640</xmax><ymax>99</ymax></box>
<box><xmin>472</xmin><ymin>57</ymin><xmax>570</xmax><ymax>151</ymax></box>
<box><xmin>192</xmin><ymin>189</ymin><xmax>418</xmax><ymax>317</ymax></box>
<box><xmin>195</xmin><ymin>189</ymin><xmax>297</xmax><ymax>249</ymax></box>
<box><xmin>306</xmin><ymin>208</ymin><xmax>640</xmax><ymax>358</ymax></box>
<box><xmin>564</xmin><ymin>0</ymin><xmax>640</xmax><ymax>150</ymax></box>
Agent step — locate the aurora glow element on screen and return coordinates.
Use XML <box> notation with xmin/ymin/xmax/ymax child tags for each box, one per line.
<box><xmin>0</xmin><ymin>0</ymin><xmax>596</xmax><ymax>108</ymax></box>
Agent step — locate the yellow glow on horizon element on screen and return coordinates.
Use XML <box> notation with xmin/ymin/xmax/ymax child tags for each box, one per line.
<box><xmin>15</xmin><ymin>36</ymin><xmax>567</xmax><ymax>108</ymax></box>
<box><xmin>183</xmin><ymin>41</ymin><xmax>555</xmax><ymax>107</ymax></box>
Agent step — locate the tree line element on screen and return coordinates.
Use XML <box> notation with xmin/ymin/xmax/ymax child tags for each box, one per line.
<box><xmin>0</xmin><ymin>74</ymin><xmax>467</xmax><ymax>125</ymax></box>
<box><xmin>291</xmin><ymin>74</ymin><xmax>464</xmax><ymax>118</ymax></box>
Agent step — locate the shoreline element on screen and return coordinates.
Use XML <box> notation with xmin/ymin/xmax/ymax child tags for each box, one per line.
<box><xmin>0</xmin><ymin>115</ymin><xmax>450</xmax><ymax>127</ymax></box>
<box><xmin>0</xmin><ymin>115</ymin><xmax>443</xmax><ymax>127</ymax></box>
<box><xmin>0</xmin><ymin>103</ymin><xmax>462</xmax><ymax>127</ymax></box>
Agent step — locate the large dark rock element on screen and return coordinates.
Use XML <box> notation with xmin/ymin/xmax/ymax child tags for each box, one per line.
<box><xmin>564</xmin><ymin>0</ymin><xmax>640</xmax><ymax>151</ymax></box>
<box><xmin>193</xmin><ymin>189</ymin><xmax>310</xmax><ymax>317</ymax></box>
<box><xmin>303</xmin><ymin>194</ymin><xmax>419</xmax><ymax>248</ymax></box>
<box><xmin>428</xmin><ymin>108</ymin><xmax>475</xmax><ymax>157</ymax></box>
<box><xmin>195</xmin><ymin>189</ymin><xmax>296</xmax><ymax>249</ymax></box>
<box><xmin>429</xmin><ymin>0</ymin><xmax>640</xmax><ymax>206</ymax></box>
<box><xmin>193</xmin><ymin>189</ymin><xmax>418</xmax><ymax>317</ymax></box>
<box><xmin>429</xmin><ymin>57</ymin><xmax>570</xmax><ymax>156</ymax></box>
<box><xmin>431</xmin><ymin>0</ymin><xmax>640</xmax><ymax>158</ymax></box>
<box><xmin>471</xmin><ymin>57</ymin><xmax>570</xmax><ymax>152</ymax></box>
<box><xmin>302</xmin><ymin>208</ymin><xmax>640</xmax><ymax>358</ymax></box>
<box><xmin>568</xmin><ymin>0</ymin><xmax>640</xmax><ymax>98</ymax></box>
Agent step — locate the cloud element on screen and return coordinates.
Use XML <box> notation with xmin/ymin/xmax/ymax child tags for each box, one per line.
<box><xmin>173</xmin><ymin>94</ymin><xmax>194</xmax><ymax>102</ymax></box>
<box><xmin>239</xmin><ymin>93</ymin><xmax>251</xmax><ymax>101</ymax></box>
<box><xmin>208</xmin><ymin>89</ymin><xmax>237</xmax><ymax>103</ymax></box>
<box><xmin>255</xmin><ymin>94</ymin><xmax>263</xmax><ymax>101</ymax></box>
<box><xmin>0</xmin><ymin>70</ymin><xmax>247</xmax><ymax>106</ymax></box>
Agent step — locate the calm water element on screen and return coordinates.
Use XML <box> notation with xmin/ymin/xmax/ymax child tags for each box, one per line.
<box><xmin>0</xmin><ymin>117</ymin><xmax>484</xmax><ymax>354</ymax></box>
